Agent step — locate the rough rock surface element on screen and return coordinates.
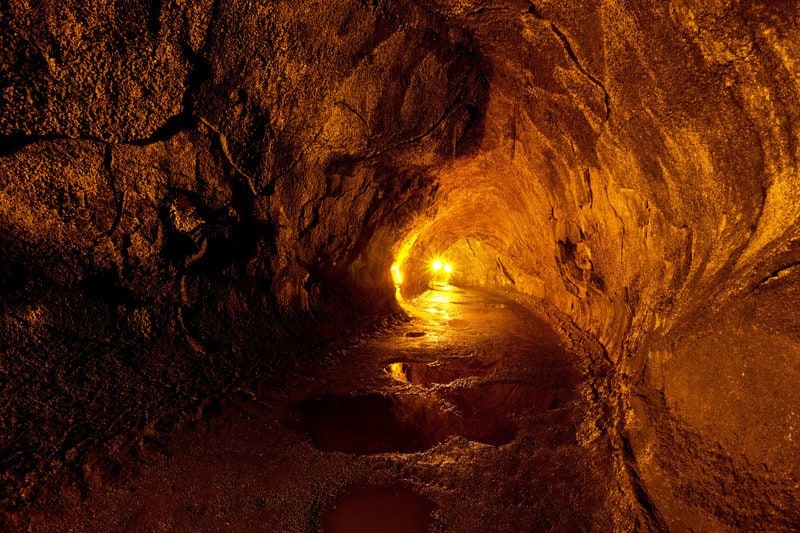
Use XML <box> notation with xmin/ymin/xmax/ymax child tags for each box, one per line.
<box><xmin>1</xmin><ymin>0</ymin><xmax>486</xmax><ymax>516</ymax></box>
<box><xmin>2</xmin><ymin>0</ymin><xmax>800</xmax><ymax>529</ymax></box>
<box><xmin>20</xmin><ymin>287</ymin><xmax>635</xmax><ymax>531</ymax></box>
<box><xmin>399</xmin><ymin>1</ymin><xmax>800</xmax><ymax>528</ymax></box>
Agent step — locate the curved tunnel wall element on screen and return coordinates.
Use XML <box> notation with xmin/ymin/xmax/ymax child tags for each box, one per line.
<box><xmin>2</xmin><ymin>0</ymin><xmax>800</xmax><ymax>528</ymax></box>
<box><xmin>398</xmin><ymin>1</ymin><xmax>800</xmax><ymax>526</ymax></box>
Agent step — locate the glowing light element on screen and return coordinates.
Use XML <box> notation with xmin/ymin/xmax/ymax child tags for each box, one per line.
<box><xmin>443</xmin><ymin>263</ymin><xmax>452</xmax><ymax>274</ymax></box>
<box><xmin>391</xmin><ymin>264</ymin><xmax>402</xmax><ymax>285</ymax></box>
<box><xmin>385</xmin><ymin>362</ymin><xmax>408</xmax><ymax>383</ymax></box>
<box><xmin>432</xmin><ymin>260</ymin><xmax>443</xmax><ymax>272</ymax></box>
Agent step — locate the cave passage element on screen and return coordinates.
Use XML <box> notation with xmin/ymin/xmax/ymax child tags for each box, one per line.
<box><xmin>3</xmin><ymin>1</ymin><xmax>800</xmax><ymax>530</ymax></box>
<box><xmin>21</xmin><ymin>281</ymin><xmax>625</xmax><ymax>530</ymax></box>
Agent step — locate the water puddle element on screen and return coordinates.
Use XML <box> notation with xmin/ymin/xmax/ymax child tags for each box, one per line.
<box><xmin>298</xmin><ymin>394</ymin><xmax>442</xmax><ymax>453</ymax></box>
<box><xmin>321</xmin><ymin>483</ymin><xmax>435</xmax><ymax>533</ymax></box>
<box><xmin>384</xmin><ymin>359</ymin><xmax>495</xmax><ymax>386</ymax></box>
<box><xmin>441</xmin><ymin>382</ymin><xmax>562</xmax><ymax>445</ymax></box>
<box><xmin>297</xmin><ymin>391</ymin><xmax>520</xmax><ymax>453</ymax></box>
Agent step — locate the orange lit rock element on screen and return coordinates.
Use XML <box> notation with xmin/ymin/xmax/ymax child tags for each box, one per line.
<box><xmin>2</xmin><ymin>0</ymin><xmax>800</xmax><ymax>529</ymax></box>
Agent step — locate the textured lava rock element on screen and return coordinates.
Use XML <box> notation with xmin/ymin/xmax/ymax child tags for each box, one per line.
<box><xmin>397</xmin><ymin>0</ymin><xmax>800</xmax><ymax>528</ymax></box>
<box><xmin>1</xmin><ymin>0</ymin><xmax>486</xmax><ymax>515</ymax></box>
<box><xmin>2</xmin><ymin>0</ymin><xmax>800</xmax><ymax>529</ymax></box>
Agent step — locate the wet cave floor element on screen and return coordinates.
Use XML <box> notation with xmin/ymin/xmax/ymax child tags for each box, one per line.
<box><xmin>26</xmin><ymin>286</ymin><xmax>630</xmax><ymax>531</ymax></box>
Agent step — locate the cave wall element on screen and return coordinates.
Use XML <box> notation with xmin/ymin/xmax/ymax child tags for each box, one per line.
<box><xmin>2</xmin><ymin>0</ymin><xmax>800</xmax><ymax>528</ymax></box>
<box><xmin>400</xmin><ymin>0</ymin><xmax>800</xmax><ymax>527</ymax></box>
<box><xmin>0</xmin><ymin>0</ymin><xmax>486</xmax><ymax>511</ymax></box>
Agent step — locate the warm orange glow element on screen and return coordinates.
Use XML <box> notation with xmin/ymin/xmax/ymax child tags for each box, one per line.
<box><xmin>430</xmin><ymin>259</ymin><xmax>454</xmax><ymax>286</ymax></box>
<box><xmin>391</xmin><ymin>264</ymin><xmax>403</xmax><ymax>285</ymax></box>
<box><xmin>386</xmin><ymin>362</ymin><xmax>408</xmax><ymax>383</ymax></box>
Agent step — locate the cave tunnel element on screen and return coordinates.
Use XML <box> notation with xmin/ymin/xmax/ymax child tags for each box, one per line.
<box><xmin>2</xmin><ymin>0</ymin><xmax>800</xmax><ymax>531</ymax></box>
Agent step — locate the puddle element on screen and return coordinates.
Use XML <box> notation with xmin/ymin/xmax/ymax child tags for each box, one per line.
<box><xmin>385</xmin><ymin>359</ymin><xmax>495</xmax><ymax>386</ymax></box>
<box><xmin>298</xmin><ymin>394</ymin><xmax>442</xmax><ymax>453</ymax></box>
<box><xmin>321</xmin><ymin>483</ymin><xmax>435</xmax><ymax>533</ymax></box>
<box><xmin>297</xmin><ymin>391</ymin><xmax>519</xmax><ymax>452</ymax></box>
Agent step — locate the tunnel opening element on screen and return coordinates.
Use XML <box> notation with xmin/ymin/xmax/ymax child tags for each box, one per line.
<box><xmin>391</xmin><ymin>234</ymin><xmax>532</xmax><ymax>302</ymax></box>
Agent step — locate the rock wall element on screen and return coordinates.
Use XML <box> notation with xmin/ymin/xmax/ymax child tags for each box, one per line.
<box><xmin>2</xmin><ymin>0</ymin><xmax>799</xmax><ymax>528</ymax></box>
<box><xmin>398</xmin><ymin>0</ymin><xmax>800</xmax><ymax>528</ymax></box>
<box><xmin>0</xmin><ymin>0</ymin><xmax>486</xmax><ymax>512</ymax></box>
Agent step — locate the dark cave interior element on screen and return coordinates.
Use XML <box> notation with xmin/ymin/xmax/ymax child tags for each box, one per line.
<box><xmin>2</xmin><ymin>0</ymin><xmax>800</xmax><ymax>530</ymax></box>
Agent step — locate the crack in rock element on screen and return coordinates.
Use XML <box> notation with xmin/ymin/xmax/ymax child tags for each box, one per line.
<box><xmin>757</xmin><ymin>260</ymin><xmax>800</xmax><ymax>288</ymax></box>
<box><xmin>528</xmin><ymin>5</ymin><xmax>611</xmax><ymax>127</ymax></box>
<box><xmin>198</xmin><ymin>117</ymin><xmax>258</xmax><ymax>195</ymax></box>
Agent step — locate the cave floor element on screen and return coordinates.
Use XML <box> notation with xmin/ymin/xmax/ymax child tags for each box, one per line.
<box><xmin>24</xmin><ymin>285</ymin><xmax>634</xmax><ymax>532</ymax></box>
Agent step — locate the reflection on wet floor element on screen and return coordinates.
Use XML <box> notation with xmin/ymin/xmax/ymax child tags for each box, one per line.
<box><xmin>297</xmin><ymin>381</ymin><xmax>555</xmax><ymax>453</ymax></box>
<box><xmin>299</xmin><ymin>393</ymin><xmax>445</xmax><ymax>453</ymax></box>
<box><xmin>28</xmin><ymin>284</ymin><xmax>619</xmax><ymax>531</ymax></box>
<box><xmin>295</xmin><ymin>284</ymin><xmax>595</xmax><ymax>529</ymax></box>
<box><xmin>297</xmin><ymin>286</ymin><xmax>574</xmax><ymax>458</ymax></box>
<box><xmin>384</xmin><ymin>359</ymin><xmax>495</xmax><ymax>386</ymax></box>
